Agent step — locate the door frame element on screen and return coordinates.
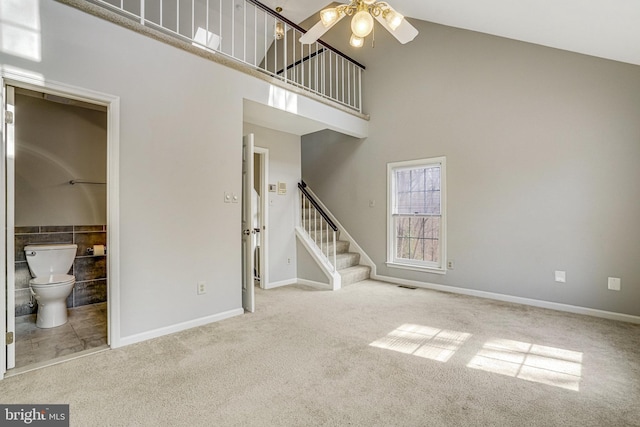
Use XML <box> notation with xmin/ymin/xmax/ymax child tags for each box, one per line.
<box><xmin>254</xmin><ymin>147</ymin><xmax>269</xmax><ymax>289</ymax></box>
<box><xmin>1</xmin><ymin>70</ymin><xmax>121</xmax><ymax>379</ymax></box>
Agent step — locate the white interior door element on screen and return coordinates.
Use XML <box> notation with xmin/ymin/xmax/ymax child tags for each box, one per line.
<box><xmin>3</xmin><ymin>85</ymin><xmax>16</xmax><ymax>371</ymax></box>
<box><xmin>242</xmin><ymin>134</ymin><xmax>255</xmax><ymax>313</ymax></box>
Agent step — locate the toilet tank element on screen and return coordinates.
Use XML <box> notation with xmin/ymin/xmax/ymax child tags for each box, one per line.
<box><xmin>24</xmin><ymin>244</ymin><xmax>78</xmax><ymax>277</ymax></box>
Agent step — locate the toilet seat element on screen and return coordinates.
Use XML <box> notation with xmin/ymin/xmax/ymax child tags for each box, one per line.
<box><xmin>29</xmin><ymin>274</ymin><xmax>75</xmax><ymax>287</ymax></box>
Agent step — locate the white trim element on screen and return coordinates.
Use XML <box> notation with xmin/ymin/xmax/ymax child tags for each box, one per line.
<box><xmin>3</xmin><ymin>85</ymin><xmax>15</xmax><ymax>372</ymax></box>
<box><xmin>106</xmin><ymin>97</ymin><xmax>121</xmax><ymax>348</ymax></box>
<box><xmin>386</xmin><ymin>156</ymin><xmax>447</xmax><ymax>273</ymax></box>
<box><xmin>0</xmin><ymin>84</ymin><xmax>7</xmax><ymax>379</ymax></box>
<box><xmin>264</xmin><ymin>278</ymin><xmax>298</xmax><ymax>289</ymax></box>
<box><xmin>295</xmin><ymin>226</ymin><xmax>341</xmax><ymax>290</ymax></box>
<box><xmin>386</xmin><ymin>262</ymin><xmax>447</xmax><ymax>275</ymax></box>
<box><xmin>297</xmin><ymin>279</ymin><xmax>332</xmax><ymax>290</ymax></box>
<box><xmin>0</xmin><ymin>69</ymin><xmax>122</xmax><ymax>363</ymax></box>
<box><xmin>372</xmin><ymin>273</ymin><xmax>640</xmax><ymax>325</ymax></box>
<box><xmin>119</xmin><ymin>308</ymin><xmax>244</xmax><ymax>347</ymax></box>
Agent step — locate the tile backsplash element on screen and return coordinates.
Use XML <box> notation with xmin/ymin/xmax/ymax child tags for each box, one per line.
<box><xmin>15</xmin><ymin>225</ymin><xmax>107</xmax><ymax>316</ymax></box>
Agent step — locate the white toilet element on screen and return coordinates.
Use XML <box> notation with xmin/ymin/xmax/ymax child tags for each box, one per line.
<box><xmin>24</xmin><ymin>244</ymin><xmax>77</xmax><ymax>328</ymax></box>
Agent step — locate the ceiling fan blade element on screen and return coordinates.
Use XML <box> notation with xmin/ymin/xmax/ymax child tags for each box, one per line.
<box><xmin>374</xmin><ymin>14</ymin><xmax>419</xmax><ymax>44</ymax></box>
<box><xmin>299</xmin><ymin>14</ymin><xmax>345</xmax><ymax>44</ymax></box>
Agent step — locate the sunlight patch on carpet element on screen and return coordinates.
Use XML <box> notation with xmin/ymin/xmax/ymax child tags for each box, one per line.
<box><xmin>369</xmin><ymin>324</ymin><xmax>471</xmax><ymax>362</ymax></box>
<box><xmin>467</xmin><ymin>338</ymin><xmax>583</xmax><ymax>391</ymax></box>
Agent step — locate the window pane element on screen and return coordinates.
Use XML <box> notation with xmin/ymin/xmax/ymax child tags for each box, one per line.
<box><xmin>409</xmin><ymin>216</ymin><xmax>424</xmax><ymax>237</ymax></box>
<box><xmin>397</xmin><ymin>191</ymin><xmax>411</xmax><ymax>214</ymax></box>
<box><xmin>427</xmin><ymin>190</ymin><xmax>440</xmax><ymax>215</ymax></box>
<box><xmin>426</xmin><ymin>216</ymin><xmax>440</xmax><ymax>240</ymax></box>
<box><xmin>411</xmin><ymin>168</ymin><xmax>425</xmax><ymax>192</ymax></box>
<box><xmin>424</xmin><ymin>238</ymin><xmax>439</xmax><ymax>263</ymax></box>
<box><xmin>394</xmin><ymin>216</ymin><xmax>440</xmax><ymax>263</ymax></box>
<box><xmin>394</xmin><ymin>166</ymin><xmax>440</xmax><ymax>215</ymax></box>
<box><xmin>396</xmin><ymin>236</ymin><xmax>410</xmax><ymax>259</ymax></box>
<box><xmin>411</xmin><ymin>237</ymin><xmax>425</xmax><ymax>260</ymax></box>
<box><xmin>410</xmin><ymin>192</ymin><xmax>426</xmax><ymax>214</ymax></box>
<box><xmin>396</xmin><ymin>216</ymin><xmax>411</xmax><ymax>238</ymax></box>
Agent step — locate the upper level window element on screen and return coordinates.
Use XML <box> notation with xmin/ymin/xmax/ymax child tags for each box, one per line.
<box><xmin>387</xmin><ymin>157</ymin><xmax>446</xmax><ymax>273</ymax></box>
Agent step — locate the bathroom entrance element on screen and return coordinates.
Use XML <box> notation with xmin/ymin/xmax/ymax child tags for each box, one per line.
<box><xmin>253</xmin><ymin>147</ymin><xmax>268</xmax><ymax>289</ymax></box>
<box><xmin>2</xmin><ymin>82</ymin><xmax>111</xmax><ymax>374</ymax></box>
<box><xmin>241</xmin><ymin>135</ymin><xmax>270</xmax><ymax>313</ymax></box>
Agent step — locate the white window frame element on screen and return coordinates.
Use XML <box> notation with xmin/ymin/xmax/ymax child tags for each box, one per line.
<box><xmin>386</xmin><ymin>157</ymin><xmax>447</xmax><ymax>274</ymax></box>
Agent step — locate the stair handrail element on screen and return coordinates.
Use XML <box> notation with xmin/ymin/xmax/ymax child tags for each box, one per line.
<box><xmin>298</xmin><ymin>181</ymin><xmax>338</xmax><ymax>274</ymax></box>
<box><xmin>298</xmin><ymin>181</ymin><xmax>337</xmax><ymax>231</ymax></box>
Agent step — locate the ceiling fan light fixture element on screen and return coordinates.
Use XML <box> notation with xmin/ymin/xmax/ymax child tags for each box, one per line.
<box><xmin>384</xmin><ymin>8</ymin><xmax>404</xmax><ymax>31</ymax></box>
<box><xmin>351</xmin><ymin>9</ymin><xmax>374</xmax><ymax>38</ymax></box>
<box><xmin>349</xmin><ymin>33</ymin><xmax>364</xmax><ymax>48</ymax></box>
<box><xmin>300</xmin><ymin>0</ymin><xmax>417</xmax><ymax>47</ymax></box>
<box><xmin>320</xmin><ymin>7</ymin><xmax>340</xmax><ymax>27</ymax></box>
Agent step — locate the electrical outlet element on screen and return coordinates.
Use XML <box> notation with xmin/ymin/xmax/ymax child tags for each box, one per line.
<box><xmin>608</xmin><ymin>277</ymin><xmax>621</xmax><ymax>291</ymax></box>
<box><xmin>287</xmin><ymin>258</ymin><xmax>291</xmax><ymax>265</ymax></box>
<box><xmin>447</xmin><ymin>259</ymin><xmax>454</xmax><ymax>270</ymax></box>
<box><xmin>197</xmin><ymin>281</ymin><xmax>206</xmax><ymax>295</ymax></box>
<box><xmin>555</xmin><ymin>271</ymin><xmax>566</xmax><ymax>283</ymax></box>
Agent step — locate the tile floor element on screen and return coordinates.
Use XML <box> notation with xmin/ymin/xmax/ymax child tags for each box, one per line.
<box><xmin>13</xmin><ymin>302</ymin><xmax>107</xmax><ymax>369</ymax></box>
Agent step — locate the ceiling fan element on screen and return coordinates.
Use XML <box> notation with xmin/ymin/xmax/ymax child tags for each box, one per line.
<box><xmin>299</xmin><ymin>0</ymin><xmax>418</xmax><ymax>48</ymax></box>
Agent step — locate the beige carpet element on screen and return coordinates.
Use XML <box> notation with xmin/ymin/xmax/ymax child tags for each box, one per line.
<box><xmin>2</xmin><ymin>280</ymin><xmax>639</xmax><ymax>426</ymax></box>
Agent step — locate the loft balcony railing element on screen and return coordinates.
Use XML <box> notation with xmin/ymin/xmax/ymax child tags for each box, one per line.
<box><xmin>88</xmin><ymin>0</ymin><xmax>365</xmax><ymax>112</ymax></box>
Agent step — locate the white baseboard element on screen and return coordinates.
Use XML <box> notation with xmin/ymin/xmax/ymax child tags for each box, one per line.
<box><xmin>297</xmin><ymin>279</ymin><xmax>332</xmax><ymax>290</ymax></box>
<box><xmin>118</xmin><ymin>308</ymin><xmax>244</xmax><ymax>347</ymax></box>
<box><xmin>373</xmin><ymin>274</ymin><xmax>640</xmax><ymax>325</ymax></box>
<box><xmin>264</xmin><ymin>278</ymin><xmax>298</xmax><ymax>289</ymax></box>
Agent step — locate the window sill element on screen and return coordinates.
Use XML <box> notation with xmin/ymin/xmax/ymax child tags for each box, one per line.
<box><xmin>386</xmin><ymin>262</ymin><xmax>447</xmax><ymax>275</ymax></box>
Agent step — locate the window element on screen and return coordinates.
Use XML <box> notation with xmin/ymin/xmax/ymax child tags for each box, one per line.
<box><xmin>387</xmin><ymin>157</ymin><xmax>446</xmax><ymax>273</ymax></box>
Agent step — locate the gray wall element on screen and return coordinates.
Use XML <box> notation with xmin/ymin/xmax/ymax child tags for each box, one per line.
<box><xmin>0</xmin><ymin>1</ymin><xmax>363</xmax><ymax>343</ymax></box>
<box><xmin>302</xmin><ymin>20</ymin><xmax>640</xmax><ymax>316</ymax></box>
<box><xmin>15</xmin><ymin>93</ymin><xmax>107</xmax><ymax>226</ymax></box>
<box><xmin>296</xmin><ymin>240</ymin><xmax>330</xmax><ymax>285</ymax></box>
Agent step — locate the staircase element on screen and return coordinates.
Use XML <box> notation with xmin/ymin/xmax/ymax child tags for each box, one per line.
<box><xmin>298</xmin><ymin>183</ymin><xmax>371</xmax><ymax>289</ymax></box>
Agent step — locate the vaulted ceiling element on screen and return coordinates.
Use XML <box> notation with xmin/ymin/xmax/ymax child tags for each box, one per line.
<box><xmin>262</xmin><ymin>0</ymin><xmax>640</xmax><ymax>66</ymax></box>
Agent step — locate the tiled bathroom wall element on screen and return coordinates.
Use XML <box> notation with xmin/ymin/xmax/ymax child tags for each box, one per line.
<box><xmin>14</xmin><ymin>225</ymin><xmax>107</xmax><ymax>316</ymax></box>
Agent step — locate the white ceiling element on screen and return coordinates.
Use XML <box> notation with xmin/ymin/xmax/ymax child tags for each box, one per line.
<box><xmin>263</xmin><ymin>0</ymin><xmax>640</xmax><ymax>66</ymax></box>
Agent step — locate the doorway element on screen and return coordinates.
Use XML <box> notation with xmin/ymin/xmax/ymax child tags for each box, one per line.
<box><xmin>242</xmin><ymin>135</ymin><xmax>270</xmax><ymax>313</ymax></box>
<box><xmin>254</xmin><ymin>147</ymin><xmax>269</xmax><ymax>289</ymax></box>
<box><xmin>2</xmin><ymin>75</ymin><xmax>120</xmax><ymax>378</ymax></box>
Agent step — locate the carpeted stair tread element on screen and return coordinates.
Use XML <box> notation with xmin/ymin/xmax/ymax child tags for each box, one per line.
<box><xmin>339</xmin><ymin>265</ymin><xmax>371</xmax><ymax>286</ymax></box>
<box><xmin>335</xmin><ymin>252</ymin><xmax>361</xmax><ymax>270</ymax></box>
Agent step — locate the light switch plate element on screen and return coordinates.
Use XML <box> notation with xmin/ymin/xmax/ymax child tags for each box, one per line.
<box><xmin>278</xmin><ymin>182</ymin><xmax>287</xmax><ymax>195</ymax></box>
<box><xmin>555</xmin><ymin>271</ymin><xmax>566</xmax><ymax>283</ymax></box>
<box><xmin>608</xmin><ymin>277</ymin><xmax>621</xmax><ymax>291</ymax></box>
